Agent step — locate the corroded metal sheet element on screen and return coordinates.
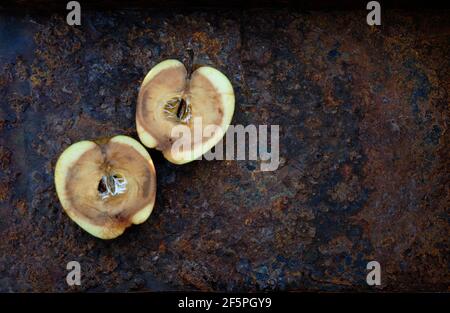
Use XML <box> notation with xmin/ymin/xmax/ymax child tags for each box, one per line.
<box><xmin>0</xmin><ymin>8</ymin><xmax>448</xmax><ymax>291</ymax></box>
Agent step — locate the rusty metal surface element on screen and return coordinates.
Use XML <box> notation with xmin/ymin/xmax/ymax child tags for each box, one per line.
<box><xmin>0</xmin><ymin>8</ymin><xmax>449</xmax><ymax>292</ymax></box>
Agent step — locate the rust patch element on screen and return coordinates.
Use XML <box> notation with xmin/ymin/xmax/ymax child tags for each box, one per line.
<box><xmin>0</xmin><ymin>9</ymin><xmax>448</xmax><ymax>292</ymax></box>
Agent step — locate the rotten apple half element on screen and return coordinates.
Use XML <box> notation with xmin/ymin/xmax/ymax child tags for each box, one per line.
<box><xmin>136</xmin><ymin>59</ymin><xmax>235</xmax><ymax>164</ymax></box>
<box><xmin>54</xmin><ymin>135</ymin><xmax>156</xmax><ymax>239</ymax></box>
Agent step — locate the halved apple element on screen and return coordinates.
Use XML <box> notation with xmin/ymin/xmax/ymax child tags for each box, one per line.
<box><xmin>136</xmin><ymin>59</ymin><xmax>235</xmax><ymax>164</ymax></box>
<box><xmin>54</xmin><ymin>135</ymin><xmax>156</xmax><ymax>239</ymax></box>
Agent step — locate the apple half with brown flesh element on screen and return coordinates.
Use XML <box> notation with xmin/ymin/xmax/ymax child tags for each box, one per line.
<box><xmin>54</xmin><ymin>135</ymin><xmax>156</xmax><ymax>239</ymax></box>
<box><xmin>136</xmin><ymin>59</ymin><xmax>235</xmax><ymax>164</ymax></box>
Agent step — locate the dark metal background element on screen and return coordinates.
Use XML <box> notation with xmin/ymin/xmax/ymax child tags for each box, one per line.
<box><xmin>0</xmin><ymin>4</ymin><xmax>449</xmax><ymax>292</ymax></box>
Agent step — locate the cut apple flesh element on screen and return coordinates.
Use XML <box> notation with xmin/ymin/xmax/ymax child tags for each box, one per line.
<box><xmin>54</xmin><ymin>135</ymin><xmax>156</xmax><ymax>239</ymax></box>
<box><xmin>136</xmin><ymin>59</ymin><xmax>235</xmax><ymax>164</ymax></box>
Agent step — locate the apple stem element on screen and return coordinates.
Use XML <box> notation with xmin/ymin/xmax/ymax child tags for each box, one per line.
<box><xmin>185</xmin><ymin>47</ymin><xmax>195</xmax><ymax>79</ymax></box>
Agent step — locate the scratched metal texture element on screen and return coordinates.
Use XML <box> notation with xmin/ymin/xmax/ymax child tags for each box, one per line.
<box><xmin>0</xmin><ymin>8</ymin><xmax>448</xmax><ymax>291</ymax></box>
